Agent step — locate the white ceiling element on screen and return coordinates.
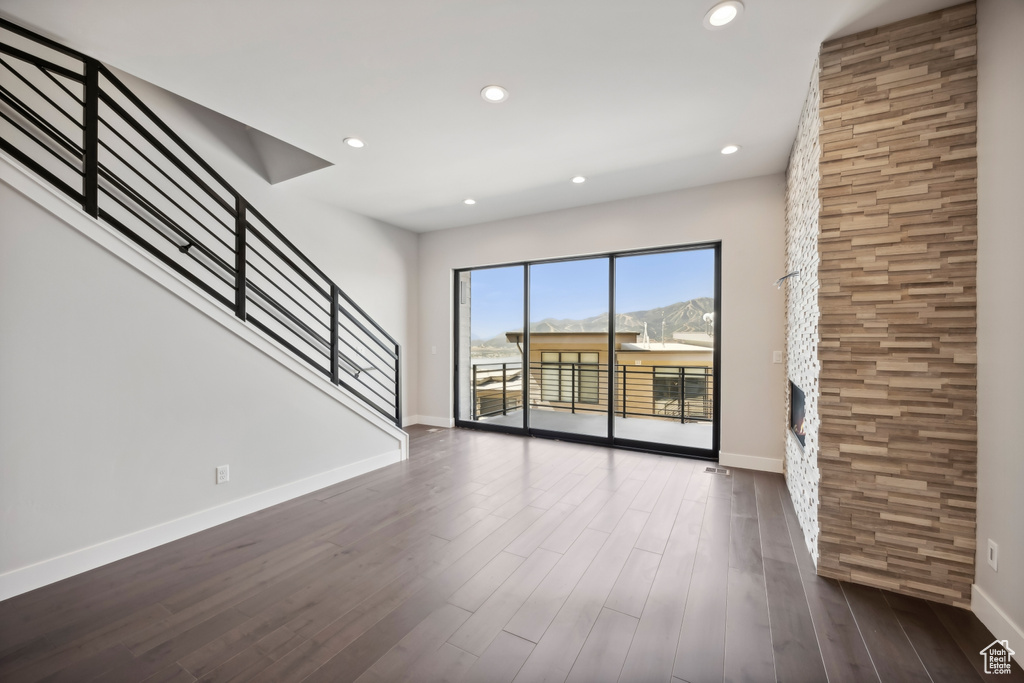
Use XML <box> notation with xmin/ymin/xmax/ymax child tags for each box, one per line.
<box><xmin>0</xmin><ymin>0</ymin><xmax>963</xmax><ymax>232</ymax></box>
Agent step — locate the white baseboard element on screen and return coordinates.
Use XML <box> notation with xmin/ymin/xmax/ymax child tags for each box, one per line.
<box><xmin>720</xmin><ymin>451</ymin><xmax>784</xmax><ymax>473</ymax></box>
<box><xmin>973</xmin><ymin>583</ymin><xmax>1023</xmax><ymax>664</ymax></box>
<box><xmin>0</xmin><ymin>449</ymin><xmax>402</xmax><ymax>602</ymax></box>
<box><xmin>406</xmin><ymin>415</ymin><xmax>455</xmax><ymax>428</ymax></box>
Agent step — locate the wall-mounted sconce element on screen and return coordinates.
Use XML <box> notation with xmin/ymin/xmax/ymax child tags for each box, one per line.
<box><xmin>774</xmin><ymin>271</ymin><xmax>800</xmax><ymax>289</ymax></box>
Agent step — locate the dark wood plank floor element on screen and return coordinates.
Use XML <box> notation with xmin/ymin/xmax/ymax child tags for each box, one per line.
<box><xmin>1</xmin><ymin>426</ymin><xmax>1021</xmax><ymax>682</ymax></box>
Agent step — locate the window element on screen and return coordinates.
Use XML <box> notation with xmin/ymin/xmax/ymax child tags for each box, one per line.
<box><xmin>684</xmin><ymin>367</ymin><xmax>708</xmax><ymax>400</ymax></box>
<box><xmin>541</xmin><ymin>352</ymin><xmax>599</xmax><ymax>403</ymax></box>
<box><xmin>653</xmin><ymin>367</ymin><xmax>681</xmax><ymax>404</ymax></box>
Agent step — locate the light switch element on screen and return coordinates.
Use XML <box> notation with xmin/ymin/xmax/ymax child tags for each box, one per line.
<box><xmin>773</xmin><ymin>350</ymin><xmax>783</xmax><ymax>364</ymax></box>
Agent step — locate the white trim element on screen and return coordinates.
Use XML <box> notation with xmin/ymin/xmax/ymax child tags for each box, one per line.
<box><xmin>407</xmin><ymin>415</ymin><xmax>455</xmax><ymax>428</ymax></box>
<box><xmin>0</xmin><ymin>155</ymin><xmax>408</xmax><ymax>459</ymax></box>
<box><xmin>0</xmin><ymin>449</ymin><xmax>402</xmax><ymax>601</ymax></box>
<box><xmin>973</xmin><ymin>583</ymin><xmax>1023</xmax><ymax>664</ymax></box>
<box><xmin>720</xmin><ymin>451</ymin><xmax>784</xmax><ymax>473</ymax></box>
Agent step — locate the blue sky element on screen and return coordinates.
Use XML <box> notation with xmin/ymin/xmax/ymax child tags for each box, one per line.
<box><xmin>469</xmin><ymin>249</ymin><xmax>714</xmax><ymax>340</ymax></box>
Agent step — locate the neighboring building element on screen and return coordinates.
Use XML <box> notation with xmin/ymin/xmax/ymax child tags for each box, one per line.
<box><xmin>473</xmin><ymin>331</ymin><xmax>714</xmax><ymax>422</ymax></box>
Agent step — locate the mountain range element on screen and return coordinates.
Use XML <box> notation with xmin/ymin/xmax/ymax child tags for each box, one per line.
<box><xmin>471</xmin><ymin>297</ymin><xmax>714</xmax><ymax>355</ymax></box>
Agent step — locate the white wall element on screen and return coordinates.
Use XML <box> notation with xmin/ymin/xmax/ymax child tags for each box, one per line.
<box><xmin>975</xmin><ymin>0</ymin><xmax>1024</xmax><ymax>652</ymax></box>
<box><xmin>417</xmin><ymin>174</ymin><xmax>787</xmax><ymax>468</ymax></box>
<box><xmin>0</xmin><ymin>175</ymin><xmax>402</xmax><ymax>594</ymax></box>
<box><xmin>112</xmin><ymin>70</ymin><xmax>420</xmax><ymax>422</ymax></box>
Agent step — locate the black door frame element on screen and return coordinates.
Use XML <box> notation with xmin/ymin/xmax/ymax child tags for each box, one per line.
<box><xmin>452</xmin><ymin>241</ymin><xmax>721</xmax><ymax>461</ymax></box>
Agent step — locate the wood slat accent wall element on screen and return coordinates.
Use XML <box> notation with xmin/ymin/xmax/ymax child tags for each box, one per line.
<box><xmin>816</xmin><ymin>2</ymin><xmax>978</xmax><ymax>608</ymax></box>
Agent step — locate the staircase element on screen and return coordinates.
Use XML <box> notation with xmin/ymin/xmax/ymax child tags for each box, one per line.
<box><xmin>0</xmin><ymin>17</ymin><xmax>401</xmax><ymax>427</ymax></box>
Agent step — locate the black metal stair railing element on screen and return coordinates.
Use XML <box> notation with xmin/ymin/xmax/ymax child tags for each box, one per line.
<box><xmin>0</xmin><ymin>18</ymin><xmax>401</xmax><ymax>426</ymax></box>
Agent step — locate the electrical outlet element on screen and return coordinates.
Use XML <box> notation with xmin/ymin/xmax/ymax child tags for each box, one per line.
<box><xmin>987</xmin><ymin>539</ymin><xmax>998</xmax><ymax>571</ymax></box>
<box><xmin>216</xmin><ymin>465</ymin><xmax>229</xmax><ymax>485</ymax></box>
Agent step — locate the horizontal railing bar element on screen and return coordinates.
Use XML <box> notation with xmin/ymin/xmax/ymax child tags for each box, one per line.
<box><xmin>99</xmin><ymin>169</ymin><xmax>236</xmax><ymax>278</ymax></box>
<box><xmin>0</xmin><ymin>56</ymin><xmax>82</xmax><ymax>129</ymax></box>
<box><xmin>342</xmin><ymin>376</ymin><xmax>396</xmax><ymax>410</ymax></box>
<box><xmin>40</xmin><ymin>65</ymin><xmax>83</xmax><ymax>105</ymax></box>
<box><xmin>337</xmin><ymin>359</ymin><xmax>396</xmax><ymax>404</ymax></box>
<box><xmin>97</xmin><ymin>63</ymin><xmax>244</xmax><ymax>212</ymax></box>
<box><xmin>246</xmin><ymin>313</ymin><xmax>331</xmax><ymax>376</ymax></box>
<box><xmin>99</xmin><ymin>183</ymin><xmax>235</xmax><ymax>288</ymax></box>
<box><xmin>244</xmin><ymin>242</ymin><xmax>331</xmax><ymax>316</ymax></box>
<box><xmin>243</xmin><ymin>202</ymin><xmax>335</xmax><ymax>292</ymax></box>
<box><xmin>338</xmin><ymin>335</ymin><xmax>396</xmax><ymax>382</ymax></box>
<box><xmin>244</xmin><ymin>300</ymin><xmax>331</xmax><ymax>364</ymax></box>
<box><xmin>339</xmin><ymin>305</ymin><xmax>398</xmax><ymax>359</ymax></box>
<box><xmin>98</xmin><ymin>115</ymin><xmax>233</xmax><ymax>235</ymax></box>
<box><xmin>0</xmin><ymin>39</ymin><xmax>83</xmax><ymax>82</ymax></box>
<box><xmin>0</xmin><ymin>17</ymin><xmax>90</xmax><ymax>63</ymax></box>
<box><xmin>0</xmin><ymin>107</ymin><xmax>83</xmax><ymax>174</ymax></box>
<box><xmin>0</xmin><ymin>84</ymin><xmax>83</xmax><ymax>158</ymax></box>
<box><xmin>613</xmin><ymin>392</ymin><xmax>713</xmax><ymax>397</ymax></box>
<box><xmin>98</xmin><ymin>138</ymin><xmax>235</xmax><ymax>255</ymax></box>
<box><xmin>247</xmin><ymin>304</ymin><xmax>330</xmax><ymax>360</ymax></box>
<box><xmin>477</xmin><ymin>401</ymin><xmax>523</xmax><ymax>412</ymax></box>
<box><xmin>337</xmin><ymin>335</ymin><xmax>397</xmax><ymax>385</ymax></box>
<box><xmin>532</xmin><ymin>405</ymin><xmax>606</xmax><ymax>414</ymax></box>
<box><xmin>0</xmin><ymin>134</ymin><xmax>82</xmax><ymax>200</ymax></box>
<box><xmin>338</xmin><ymin>319</ymin><xmax>398</xmax><ymax>370</ymax></box>
<box><xmin>336</xmin><ymin>286</ymin><xmax>398</xmax><ymax>347</ymax></box>
<box><xmin>620</xmin><ymin>412</ymin><xmax>710</xmax><ymax>421</ymax></box>
<box><xmin>244</xmin><ymin>221</ymin><xmax>330</xmax><ymax>299</ymax></box>
<box><xmin>245</xmin><ymin>287</ymin><xmax>332</xmax><ymax>355</ymax></box>
<box><xmin>337</xmin><ymin>347</ymin><xmax>396</xmax><ymax>397</ymax></box>
<box><xmin>97</xmin><ymin>87</ymin><xmax>236</xmax><ymax>216</ymax></box>
<box><xmin>99</xmin><ymin>191</ymin><xmax>236</xmax><ymax>296</ymax></box>
<box><xmin>476</xmin><ymin>407</ymin><xmax>523</xmax><ymax>419</ymax></box>
<box><xmin>337</xmin><ymin>376</ymin><xmax>396</xmax><ymax>423</ymax></box>
<box><xmin>245</xmin><ymin>255</ymin><xmax>332</xmax><ymax>327</ymax></box>
<box><xmin>98</xmin><ymin>207</ymin><xmax>234</xmax><ymax>307</ymax></box>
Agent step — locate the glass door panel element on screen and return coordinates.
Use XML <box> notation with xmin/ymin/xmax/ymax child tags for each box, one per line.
<box><xmin>613</xmin><ymin>248</ymin><xmax>717</xmax><ymax>451</ymax></box>
<box><xmin>528</xmin><ymin>258</ymin><xmax>609</xmax><ymax>439</ymax></box>
<box><xmin>456</xmin><ymin>265</ymin><xmax>525</xmax><ymax>428</ymax></box>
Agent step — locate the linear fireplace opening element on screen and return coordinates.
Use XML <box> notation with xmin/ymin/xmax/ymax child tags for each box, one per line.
<box><xmin>790</xmin><ymin>380</ymin><xmax>806</xmax><ymax>448</ymax></box>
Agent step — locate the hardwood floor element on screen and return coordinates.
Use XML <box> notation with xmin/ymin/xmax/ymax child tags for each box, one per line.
<box><xmin>1</xmin><ymin>426</ymin><xmax>1020</xmax><ymax>682</ymax></box>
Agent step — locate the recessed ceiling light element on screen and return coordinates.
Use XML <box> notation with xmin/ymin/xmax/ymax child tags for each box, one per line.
<box><xmin>721</xmin><ymin>144</ymin><xmax>740</xmax><ymax>155</ymax></box>
<box><xmin>571</xmin><ymin>176</ymin><xmax>587</xmax><ymax>184</ymax></box>
<box><xmin>343</xmin><ymin>137</ymin><xmax>365</xmax><ymax>148</ymax></box>
<box><xmin>463</xmin><ymin>198</ymin><xmax>476</xmax><ymax>205</ymax></box>
<box><xmin>481</xmin><ymin>85</ymin><xmax>509</xmax><ymax>103</ymax></box>
<box><xmin>703</xmin><ymin>1</ymin><xmax>743</xmax><ymax>30</ymax></box>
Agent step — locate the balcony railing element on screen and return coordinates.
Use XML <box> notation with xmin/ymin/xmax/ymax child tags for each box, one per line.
<box><xmin>470</xmin><ymin>361</ymin><xmax>713</xmax><ymax>424</ymax></box>
<box><xmin>471</xmin><ymin>362</ymin><xmax>525</xmax><ymax>419</ymax></box>
<box><xmin>0</xmin><ymin>18</ymin><xmax>400</xmax><ymax>425</ymax></box>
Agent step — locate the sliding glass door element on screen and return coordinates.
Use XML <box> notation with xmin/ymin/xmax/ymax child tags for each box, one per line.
<box><xmin>455</xmin><ymin>265</ymin><xmax>525</xmax><ymax>428</ymax></box>
<box><xmin>528</xmin><ymin>258</ymin><xmax>610</xmax><ymax>439</ymax></box>
<box><xmin>613</xmin><ymin>249</ymin><xmax>716</xmax><ymax>451</ymax></box>
<box><xmin>454</xmin><ymin>243</ymin><xmax>720</xmax><ymax>459</ymax></box>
